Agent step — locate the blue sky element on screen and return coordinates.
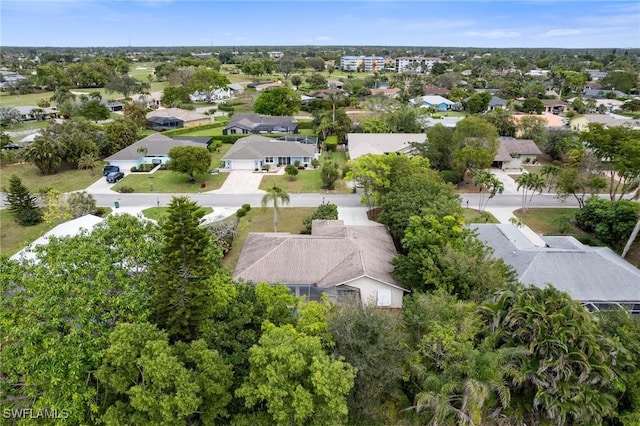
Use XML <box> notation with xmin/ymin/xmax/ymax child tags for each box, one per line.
<box><xmin>1</xmin><ymin>1</ymin><xmax>639</xmax><ymax>48</ymax></box>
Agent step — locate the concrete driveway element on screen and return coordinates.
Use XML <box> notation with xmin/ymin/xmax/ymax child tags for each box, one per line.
<box><xmin>338</xmin><ymin>206</ymin><xmax>377</xmax><ymax>226</ymax></box>
<box><xmin>209</xmin><ymin>171</ymin><xmax>265</xmax><ymax>194</ymax></box>
<box><xmin>84</xmin><ymin>173</ymin><xmax>121</xmax><ymax>194</ymax></box>
<box><xmin>491</xmin><ymin>169</ymin><xmax>521</xmax><ymax>194</ymax></box>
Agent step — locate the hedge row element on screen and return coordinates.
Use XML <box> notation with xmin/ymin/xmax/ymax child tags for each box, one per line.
<box><xmin>296</xmin><ymin>120</ymin><xmax>315</xmax><ymax>130</ymax></box>
<box><xmin>163</xmin><ymin>121</ymin><xmax>228</xmax><ymax>136</ymax></box>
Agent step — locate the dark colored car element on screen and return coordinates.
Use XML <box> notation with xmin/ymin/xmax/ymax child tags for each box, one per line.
<box><xmin>2</xmin><ymin>143</ymin><xmax>22</xmax><ymax>150</ymax></box>
<box><xmin>106</xmin><ymin>171</ymin><xmax>125</xmax><ymax>184</ymax></box>
<box><xmin>102</xmin><ymin>165</ymin><xmax>120</xmax><ymax>176</ymax></box>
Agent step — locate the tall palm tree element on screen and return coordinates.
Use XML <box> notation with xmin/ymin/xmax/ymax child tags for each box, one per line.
<box><xmin>261</xmin><ymin>183</ymin><xmax>290</xmax><ymax>232</ymax></box>
<box><xmin>515</xmin><ymin>173</ymin><xmax>545</xmax><ymax>214</ymax></box>
<box><xmin>474</xmin><ymin>170</ymin><xmax>504</xmax><ymax>211</ymax></box>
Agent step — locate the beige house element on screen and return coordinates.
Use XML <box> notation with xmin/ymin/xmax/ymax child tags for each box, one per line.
<box><xmin>233</xmin><ymin>220</ymin><xmax>408</xmax><ymax>308</ymax></box>
<box><xmin>492</xmin><ymin>137</ymin><xmax>542</xmax><ymax>171</ymax></box>
<box><xmin>570</xmin><ymin>114</ymin><xmax>640</xmax><ymax>132</ymax></box>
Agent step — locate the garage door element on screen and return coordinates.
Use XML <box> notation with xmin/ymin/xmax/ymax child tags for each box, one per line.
<box><xmin>231</xmin><ymin>159</ymin><xmax>258</xmax><ymax>170</ymax></box>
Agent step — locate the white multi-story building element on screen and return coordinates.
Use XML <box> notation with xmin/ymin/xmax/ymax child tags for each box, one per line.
<box><xmin>340</xmin><ymin>55</ymin><xmax>384</xmax><ymax>72</ymax></box>
<box><xmin>395</xmin><ymin>56</ymin><xmax>441</xmax><ymax>73</ymax></box>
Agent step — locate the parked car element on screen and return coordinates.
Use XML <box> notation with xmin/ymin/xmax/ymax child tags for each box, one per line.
<box><xmin>102</xmin><ymin>165</ymin><xmax>120</xmax><ymax>176</ymax></box>
<box><xmin>106</xmin><ymin>171</ymin><xmax>125</xmax><ymax>184</ymax></box>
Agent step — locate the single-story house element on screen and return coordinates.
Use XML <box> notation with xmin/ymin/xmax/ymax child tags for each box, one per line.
<box><xmin>234</xmin><ymin>220</ymin><xmax>409</xmax><ymax>308</ymax></box>
<box><xmin>369</xmin><ymin>87</ymin><xmax>402</xmax><ymax>98</ymax></box>
<box><xmin>585</xmin><ymin>70</ymin><xmax>608</xmax><ymax>81</ymax></box>
<box><xmin>420</xmin><ymin>115</ymin><xmax>464</xmax><ymax>129</ymax></box>
<box><xmin>492</xmin><ymin>137</ymin><xmax>542</xmax><ymax>170</ymax></box>
<box><xmin>105</xmin><ymin>133</ymin><xmax>210</xmax><ymax>170</ymax></box>
<box><xmin>227</xmin><ymin>83</ymin><xmax>244</xmax><ymax>95</ymax></box>
<box><xmin>488</xmin><ymin>96</ymin><xmax>507</xmax><ymax>111</ymax></box>
<box><xmin>223</xmin><ymin>113</ymin><xmax>298</xmax><ymax>135</ymax></box>
<box><xmin>102</xmin><ymin>99</ymin><xmax>124</xmax><ymax>112</ymax></box>
<box><xmin>423</xmin><ymin>86</ymin><xmax>450</xmax><ymax>96</ymax></box>
<box><xmin>189</xmin><ymin>88</ymin><xmax>231</xmax><ymax>103</ymax></box>
<box><xmin>14</xmin><ymin>106</ymin><xmax>59</xmax><ymax>121</ymax></box>
<box><xmin>327</xmin><ymin>80</ymin><xmax>344</xmax><ymax>90</ymax></box>
<box><xmin>512</xmin><ymin>113</ymin><xmax>566</xmax><ymax>133</ymax></box>
<box><xmin>570</xmin><ymin>114</ymin><xmax>640</xmax><ymax>132</ymax></box>
<box><xmin>472</xmin><ymin>224</ymin><xmax>640</xmax><ymax>315</ymax></box>
<box><xmin>254</xmin><ymin>81</ymin><xmax>284</xmax><ymax>91</ymax></box>
<box><xmin>131</xmin><ymin>92</ymin><xmax>162</xmax><ymax>109</ymax></box>
<box><xmin>307</xmin><ymin>88</ymin><xmax>349</xmax><ymax>100</ymax></box>
<box><xmin>410</xmin><ymin>95</ymin><xmax>458</xmax><ymax>111</ymax></box>
<box><xmin>276</xmin><ymin>135</ymin><xmax>318</xmax><ymax>145</ymax></box>
<box><xmin>221</xmin><ymin>135</ymin><xmax>317</xmax><ymax>170</ymax></box>
<box><xmin>0</xmin><ymin>70</ymin><xmax>27</xmax><ymax>90</ymax></box>
<box><xmin>147</xmin><ymin>116</ymin><xmax>184</xmax><ymax>131</ymax></box>
<box><xmin>346</xmin><ymin>133</ymin><xmax>425</xmax><ymax>160</ymax></box>
<box><xmin>11</xmin><ymin>214</ymin><xmax>105</xmax><ymax>262</ymax></box>
<box><xmin>541</xmin><ymin>99</ymin><xmax>571</xmax><ymax>115</ymax></box>
<box><xmin>584</xmin><ymin>89</ymin><xmax>628</xmax><ymax>99</ymax></box>
<box><xmin>146</xmin><ymin>108</ymin><xmax>212</xmax><ymax>129</ymax></box>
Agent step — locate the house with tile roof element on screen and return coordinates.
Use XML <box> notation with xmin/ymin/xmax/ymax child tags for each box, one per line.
<box><xmin>492</xmin><ymin>137</ymin><xmax>542</xmax><ymax>171</ymax></box>
<box><xmin>472</xmin><ymin>223</ymin><xmax>640</xmax><ymax>315</ymax></box>
<box><xmin>105</xmin><ymin>133</ymin><xmax>210</xmax><ymax>170</ymax></box>
<box><xmin>570</xmin><ymin>114</ymin><xmax>640</xmax><ymax>132</ymax></box>
<box><xmin>221</xmin><ymin>135</ymin><xmax>317</xmax><ymax>170</ymax></box>
<box><xmin>410</xmin><ymin>95</ymin><xmax>459</xmax><ymax>111</ymax></box>
<box><xmin>234</xmin><ymin>220</ymin><xmax>408</xmax><ymax>308</ymax></box>
<box><xmin>223</xmin><ymin>113</ymin><xmax>298</xmax><ymax>135</ymax></box>
<box><xmin>346</xmin><ymin>133</ymin><xmax>425</xmax><ymax>160</ymax></box>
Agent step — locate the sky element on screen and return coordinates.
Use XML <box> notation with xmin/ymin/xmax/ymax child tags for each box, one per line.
<box><xmin>1</xmin><ymin>0</ymin><xmax>639</xmax><ymax>49</ymax></box>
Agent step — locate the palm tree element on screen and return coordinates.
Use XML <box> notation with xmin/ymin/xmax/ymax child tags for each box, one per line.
<box><xmin>261</xmin><ymin>183</ymin><xmax>290</xmax><ymax>232</ymax></box>
<box><xmin>77</xmin><ymin>153</ymin><xmax>104</xmax><ymax>176</ymax></box>
<box><xmin>540</xmin><ymin>164</ymin><xmax>560</xmax><ymax>193</ymax></box>
<box><xmin>474</xmin><ymin>170</ymin><xmax>504</xmax><ymax>211</ymax></box>
<box><xmin>515</xmin><ymin>173</ymin><xmax>545</xmax><ymax>214</ymax></box>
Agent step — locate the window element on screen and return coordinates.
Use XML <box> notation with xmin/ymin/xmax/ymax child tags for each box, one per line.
<box><xmin>265</xmin><ymin>157</ymin><xmax>274</xmax><ymax>163</ymax></box>
<box><xmin>377</xmin><ymin>289</ymin><xmax>391</xmax><ymax>307</ymax></box>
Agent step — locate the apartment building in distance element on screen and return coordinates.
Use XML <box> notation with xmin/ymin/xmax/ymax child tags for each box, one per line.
<box><xmin>340</xmin><ymin>55</ymin><xmax>385</xmax><ymax>72</ymax></box>
<box><xmin>395</xmin><ymin>56</ymin><xmax>441</xmax><ymax>73</ymax></box>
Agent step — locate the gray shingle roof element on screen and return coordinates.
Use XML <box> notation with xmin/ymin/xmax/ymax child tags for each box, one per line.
<box><xmin>146</xmin><ymin>108</ymin><xmax>209</xmax><ymax>123</ymax></box>
<box><xmin>224</xmin><ymin>113</ymin><xmax>297</xmax><ymax>133</ymax></box>
<box><xmin>106</xmin><ymin>133</ymin><xmax>205</xmax><ymax>161</ymax></box>
<box><xmin>233</xmin><ymin>221</ymin><xmax>405</xmax><ymax>291</ymax></box>
<box><xmin>472</xmin><ymin>223</ymin><xmax>640</xmax><ymax>303</ymax></box>
<box><xmin>222</xmin><ymin>135</ymin><xmax>316</xmax><ymax>160</ymax></box>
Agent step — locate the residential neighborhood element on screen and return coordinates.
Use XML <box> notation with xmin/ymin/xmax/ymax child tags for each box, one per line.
<box><xmin>1</xmin><ymin>3</ymin><xmax>640</xmax><ymax>423</ymax></box>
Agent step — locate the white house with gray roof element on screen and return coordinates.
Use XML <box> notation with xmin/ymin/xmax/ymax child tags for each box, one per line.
<box><xmin>221</xmin><ymin>135</ymin><xmax>317</xmax><ymax>170</ymax></box>
<box><xmin>346</xmin><ymin>133</ymin><xmax>425</xmax><ymax>160</ymax></box>
<box><xmin>472</xmin><ymin>223</ymin><xmax>640</xmax><ymax>315</ymax></box>
<box><xmin>234</xmin><ymin>220</ymin><xmax>408</xmax><ymax>308</ymax></box>
<box><xmin>222</xmin><ymin>113</ymin><xmax>298</xmax><ymax>135</ymax></box>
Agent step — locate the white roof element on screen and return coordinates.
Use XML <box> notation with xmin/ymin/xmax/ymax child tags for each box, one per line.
<box><xmin>347</xmin><ymin>133</ymin><xmax>425</xmax><ymax>160</ymax></box>
<box><xmin>415</xmin><ymin>95</ymin><xmax>455</xmax><ymax>106</ymax></box>
<box><xmin>11</xmin><ymin>215</ymin><xmax>104</xmax><ymax>262</ymax></box>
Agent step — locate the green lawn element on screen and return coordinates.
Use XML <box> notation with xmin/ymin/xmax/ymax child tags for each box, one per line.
<box><xmin>513</xmin><ymin>207</ymin><xmax>583</xmax><ymax>236</ymax></box>
<box><xmin>0</xmin><ymin>210</ymin><xmax>56</xmax><ymax>258</ymax></box>
<box><xmin>222</xmin><ymin>207</ymin><xmax>316</xmax><ymax>272</ymax></box>
<box><xmin>463</xmin><ymin>208</ymin><xmax>499</xmax><ymax>224</ymax></box>
<box><xmin>259</xmin><ymin>170</ymin><xmax>348</xmax><ymax>193</ymax></box>
<box><xmin>112</xmin><ymin>170</ymin><xmax>227</xmax><ymax>193</ymax></box>
<box><xmin>142</xmin><ymin>206</ymin><xmax>212</xmax><ymax>222</ymax></box>
<box><xmin>0</xmin><ymin>163</ymin><xmax>101</xmax><ymax>193</ymax></box>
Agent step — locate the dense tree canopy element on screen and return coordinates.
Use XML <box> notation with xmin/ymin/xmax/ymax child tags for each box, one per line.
<box><xmin>253</xmin><ymin>87</ymin><xmax>301</xmax><ymax>116</ymax></box>
<box><xmin>167</xmin><ymin>145</ymin><xmax>211</xmax><ymax>182</ymax></box>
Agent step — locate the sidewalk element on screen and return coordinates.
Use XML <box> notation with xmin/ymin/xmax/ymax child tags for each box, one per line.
<box><xmin>484</xmin><ymin>207</ymin><xmax>547</xmax><ymax>247</ymax></box>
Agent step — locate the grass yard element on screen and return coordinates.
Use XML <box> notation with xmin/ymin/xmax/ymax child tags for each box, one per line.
<box><xmin>112</xmin><ymin>170</ymin><xmax>227</xmax><ymax>193</ymax></box>
<box><xmin>259</xmin><ymin>170</ymin><xmax>349</xmax><ymax>193</ymax></box>
<box><xmin>222</xmin><ymin>207</ymin><xmax>316</xmax><ymax>272</ymax></box>
<box><xmin>142</xmin><ymin>206</ymin><xmax>212</xmax><ymax>222</ymax></box>
<box><xmin>0</xmin><ymin>163</ymin><xmax>101</xmax><ymax>193</ymax></box>
<box><xmin>463</xmin><ymin>208</ymin><xmax>499</xmax><ymax>224</ymax></box>
<box><xmin>513</xmin><ymin>207</ymin><xmax>584</xmax><ymax>236</ymax></box>
<box><xmin>0</xmin><ymin>210</ymin><xmax>56</xmax><ymax>257</ymax></box>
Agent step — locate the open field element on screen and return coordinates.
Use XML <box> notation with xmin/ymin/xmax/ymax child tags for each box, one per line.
<box><xmin>221</xmin><ymin>207</ymin><xmax>315</xmax><ymax>272</ymax></box>
<box><xmin>0</xmin><ymin>163</ymin><xmax>101</xmax><ymax>193</ymax></box>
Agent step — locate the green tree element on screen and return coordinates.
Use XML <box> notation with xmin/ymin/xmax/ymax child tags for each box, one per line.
<box><xmin>520</xmin><ymin>97</ymin><xmax>544</xmax><ymax>114</ymax></box>
<box><xmin>150</xmin><ymin>196</ymin><xmax>225</xmax><ymax>343</ymax></box>
<box><xmin>451</xmin><ymin>116</ymin><xmax>499</xmax><ymax>176</ymax></box>
<box><xmin>474</xmin><ymin>170</ymin><xmax>504</xmax><ymax>211</ymax></box>
<box><xmin>384</xmin><ymin>106</ymin><xmax>421</xmax><ymax>133</ymax></box>
<box><xmin>78</xmin><ymin>98</ymin><xmax>111</xmax><ymax>122</ymax></box>
<box><xmin>253</xmin><ymin>87</ymin><xmax>300</xmax><ymax>116</ymax></box>
<box><xmin>96</xmin><ymin>322</ymin><xmax>232</xmax><ymax>425</ymax></box>
<box><xmin>465</xmin><ymin>91</ymin><xmax>492</xmax><ymax>114</ymax></box>
<box><xmin>284</xmin><ymin>163</ymin><xmax>299</xmax><ymax>180</ymax></box>
<box><xmin>123</xmin><ymin>102</ymin><xmax>147</xmax><ymax>127</ymax></box>
<box><xmin>4</xmin><ymin>175</ymin><xmax>43</xmax><ymax>225</ymax></box>
<box><xmin>306</xmin><ymin>72</ymin><xmax>328</xmax><ymax>89</ymax></box>
<box><xmin>424</xmin><ymin>123</ymin><xmax>455</xmax><ymax>171</ymax></box>
<box><xmin>43</xmin><ymin>188</ymin><xmax>72</xmax><ymax>224</ymax></box>
<box><xmin>0</xmin><ymin>214</ymin><xmax>160</xmax><ymax>424</ymax></box>
<box><xmin>481</xmin><ymin>285</ymin><xmax>622</xmax><ymax>425</ymax></box>
<box><xmin>320</xmin><ymin>158</ymin><xmax>340</xmax><ymax>190</ymax></box>
<box><xmin>357</xmin><ymin>116</ymin><xmax>390</xmax><ymax>133</ymax></box>
<box><xmin>484</xmin><ymin>108</ymin><xmax>517</xmax><ymax>137</ymax></box>
<box><xmin>0</xmin><ymin>106</ymin><xmax>22</xmax><ymax>127</ymax></box>
<box><xmin>162</xmin><ymin>85</ymin><xmax>191</xmax><ymax>106</ymax></box>
<box><xmin>392</xmin><ymin>214</ymin><xmax>515</xmax><ymax>300</ymax></box>
<box><xmin>105</xmin><ymin>74</ymin><xmax>150</xmax><ymax>99</ymax></box>
<box><xmin>21</xmin><ymin>134</ymin><xmax>64</xmax><ymax>175</ymax></box>
<box><xmin>167</xmin><ymin>145</ymin><xmax>211</xmax><ymax>182</ymax></box>
<box><xmin>186</xmin><ymin>68</ymin><xmax>230</xmax><ymax>95</ymax></box>
<box><xmin>575</xmin><ymin>198</ymin><xmax>640</xmax><ymax>251</ymax></box>
<box><xmin>601</xmin><ymin>70</ymin><xmax>637</xmax><ymax>94</ymax></box>
<box><xmin>515</xmin><ymin>172</ymin><xmax>545</xmax><ymax>213</ymax></box>
<box><xmin>101</xmin><ymin>118</ymin><xmax>140</xmax><ymax>157</ymax></box>
<box><xmin>261</xmin><ymin>183</ymin><xmax>291</xmax><ymax>232</ymax></box>
<box><xmin>236</xmin><ymin>323</ymin><xmax>356</xmax><ymax>426</ymax></box>
<box><xmin>67</xmin><ymin>190</ymin><xmax>97</xmax><ymax>218</ymax></box>
<box><xmin>328</xmin><ymin>304</ymin><xmax>408</xmax><ymax>425</ymax></box>
<box><xmin>302</xmin><ymin>202</ymin><xmax>339</xmax><ymax>234</ymax></box>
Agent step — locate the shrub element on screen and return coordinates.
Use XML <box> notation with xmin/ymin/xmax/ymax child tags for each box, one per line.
<box><xmin>439</xmin><ymin>170</ymin><xmax>463</xmax><ymax>185</ymax></box>
<box><xmin>118</xmin><ymin>186</ymin><xmax>135</xmax><ymax>193</ymax></box>
<box><xmin>311</xmin><ymin>158</ymin><xmax>320</xmax><ymax>168</ymax></box>
<box><xmin>242</xmin><ymin>204</ymin><xmax>251</xmax><ymax>211</ymax></box>
<box><xmin>236</xmin><ymin>207</ymin><xmax>247</xmax><ymax>218</ymax></box>
<box><xmin>302</xmin><ymin>203</ymin><xmax>339</xmax><ymax>234</ymax></box>
<box><xmin>324</xmin><ymin>136</ymin><xmax>338</xmax><ymax>152</ymax></box>
<box><xmin>262</xmin><ymin>164</ymin><xmax>271</xmax><ymax>172</ymax></box>
<box><xmin>130</xmin><ymin>166</ymin><xmax>138</xmax><ymax>172</ymax></box>
<box><xmin>94</xmin><ymin>207</ymin><xmax>109</xmax><ymax>217</ymax></box>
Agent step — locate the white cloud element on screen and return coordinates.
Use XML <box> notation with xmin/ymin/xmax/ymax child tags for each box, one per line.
<box><xmin>464</xmin><ymin>30</ymin><xmax>521</xmax><ymax>38</ymax></box>
<box><xmin>541</xmin><ymin>29</ymin><xmax>583</xmax><ymax>37</ymax></box>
